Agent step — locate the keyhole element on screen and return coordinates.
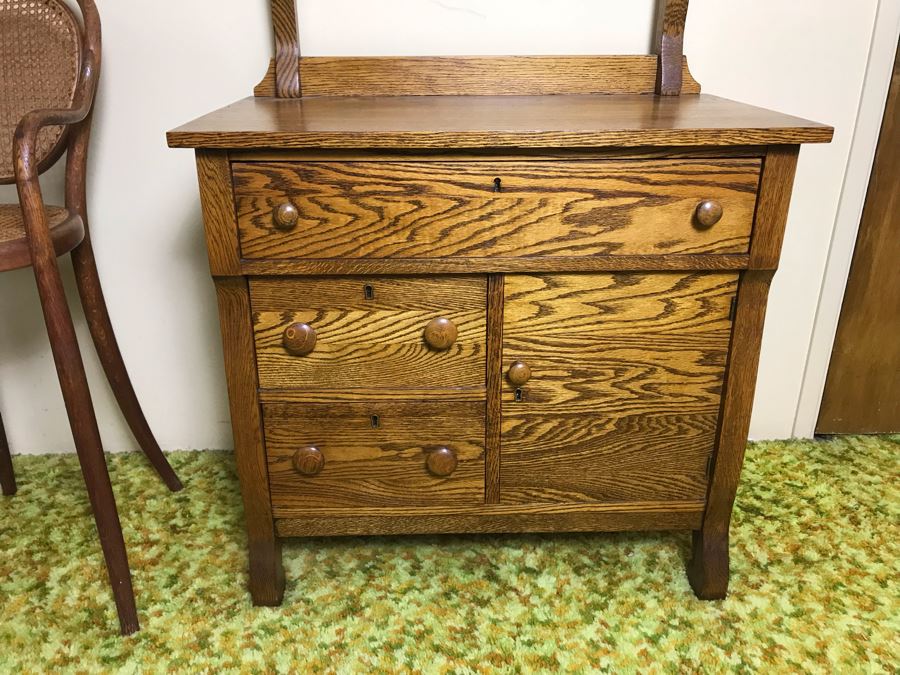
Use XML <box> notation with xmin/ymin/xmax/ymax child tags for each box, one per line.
<box><xmin>364</xmin><ymin>284</ymin><xmax>375</xmax><ymax>300</ymax></box>
<box><xmin>371</xmin><ymin>414</ymin><xmax>380</xmax><ymax>429</ymax></box>
<box><xmin>493</xmin><ymin>177</ymin><xmax>502</xmax><ymax>193</ymax></box>
<box><xmin>514</xmin><ymin>388</ymin><xmax>523</xmax><ymax>402</ymax></box>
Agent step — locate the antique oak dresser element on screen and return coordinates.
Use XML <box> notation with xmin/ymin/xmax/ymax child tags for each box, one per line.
<box><xmin>168</xmin><ymin>0</ymin><xmax>832</xmax><ymax>606</ymax></box>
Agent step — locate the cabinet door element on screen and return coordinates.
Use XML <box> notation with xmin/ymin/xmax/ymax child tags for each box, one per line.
<box><xmin>500</xmin><ymin>272</ymin><xmax>738</xmax><ymax>504</ymax></box>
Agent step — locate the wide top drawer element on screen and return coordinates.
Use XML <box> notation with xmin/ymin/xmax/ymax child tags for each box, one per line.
<box><xmin>232</xmin><ymin>159</ymin><xmax>761</xmax><ymax>260</ymax></box>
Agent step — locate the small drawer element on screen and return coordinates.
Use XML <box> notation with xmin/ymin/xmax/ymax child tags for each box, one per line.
<box><xmin>250</xmin><ymin>275</ymin><xmax>487</xmax><ymax>392</ymax></box>
<box><xmin>232</xmin><ymin>159</ymin><xmax>761</xmax><ymax>260</ymax></box>
<box><xmin>265</xmin><ymin>401</ymin><xmax>486</xmax><ymax>512</ymax></box>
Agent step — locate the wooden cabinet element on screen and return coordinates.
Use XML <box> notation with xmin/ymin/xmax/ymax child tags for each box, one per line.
<box><xmin>169</xmin><ymin>0</ymin><xmax>832</xmax><ymax>608</ymax></box>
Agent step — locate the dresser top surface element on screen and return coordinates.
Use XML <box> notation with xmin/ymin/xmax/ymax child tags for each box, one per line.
<box><xmin>167</xmin><ymin>93</ymin><xmax>832</xmax><ymax>150</ymax></box>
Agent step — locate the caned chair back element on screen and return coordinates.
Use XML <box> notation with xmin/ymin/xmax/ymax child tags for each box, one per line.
<box><xmin>0</xmin><ymin>0</ymin><xmax>83</xmax><ymax>184</ymax></box>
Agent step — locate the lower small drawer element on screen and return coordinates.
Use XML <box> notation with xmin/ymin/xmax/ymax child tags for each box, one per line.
<box><xmin>265</xmin><ymin>401</ymin><xmax>485</xmax><ymax>513</ymax></box>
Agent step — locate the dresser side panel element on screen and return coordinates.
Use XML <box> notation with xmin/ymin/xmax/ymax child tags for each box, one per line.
<box><xmin>196</xmin><ymin>150</ymin><xmax>241</xmax><ymax>276</ymax></box>
<box><xmin>214</xmin><ymin>277</ymin><xmax>284</xmax><ymax>604</ymax></box>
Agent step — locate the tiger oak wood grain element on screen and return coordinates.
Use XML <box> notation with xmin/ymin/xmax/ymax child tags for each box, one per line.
<box><xmin>233</xmin><ymin>159</ymin><xmax>760</xmax><ymax>260</ymax></box>
<box><xmin>253</xmin><ymin>55</ymin><xmax>702</xmax><ymax>97</ymax></box>
<box><xmin>749</xmin><ymin>146</ymin><xmax>800</xmax><ymax>269</ymax></box>
<box><xmin>484</xmin><ymin>274</ymin><xmax>504</xmax><ymax>504</ymax></box>
<box><xmin>274</xmin><ymin>501</ymin><xmax>705</xmax><ymax>537</ymax></box>
<box><xmin>239</xmin><ymin>254</ymin><xmax>751</xmax><ymax>277</ymax></box>
<box><xmin>232</xmin><ymin>147</ymin><xmax>769</xmax><ymax>162</ymax></box>
<box><xmin>500</xmin><ymin>272</ymin><xmax>737</xmax><ymax>503</ymax></box>
<box><xmin>270</xmin><ymin>0</ymin><xmax>300</xmax><ymax>98</ymax></box>
<box><xmin>171</xmin><ymin>0</ymin><xmax>830</xmax><ymax>608</ymax></box>
<box><xmin>689</xmin><ymin>270</ymin><xmax>773</xmax><ymax>599</ymax></box>
<box><xmin>258</xmin><ymin>387</ymin><xmax>486</xmax><ymax>403</ymax></box>
<box><xmin>167</xmin><ymin>94</ymin><xmax>833</xmax><ymax>150</ymax></box>
<box><xmin>655</xmin><ymin>0</ymin><xmax>690</xmax><ymax>96</ymax></box>
<box><xmin>687</xmin><ymin>150</ymin><xmax>807</xmax><ymax>600</ymax></box>
<box><xmin>214</xmin><ymin>277</ymin><xmax>285</xmax><ymax>605</ymax></box>
<box><xmin>265</xmin><ymin>401</ymin><xmax>485</xmax><ymax>512</ymax></box>
<box><xmin>195</xmin><ymin>151</ymin><xmax>241</xmax><ymax>276</ymax></box>
<box><xmin>250</xmin><ymin>276</ymin><xmax>487</xmax><ymax>391</ymax></box>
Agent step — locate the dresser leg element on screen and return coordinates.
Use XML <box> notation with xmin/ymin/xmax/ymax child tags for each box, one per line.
<box><xmin>689</xmin><ymin>270</ymin><xmax>779</xmax><ymax>601</ymax></box>
<box><xmin>687</xmin><ymin>526</ymin><xmax>729</xmax><ymax>599</ymax></box>
<box><xmin>248</xmin><ymin>536</ymin><xmax>285</xmax><ymax>606</ymax></box>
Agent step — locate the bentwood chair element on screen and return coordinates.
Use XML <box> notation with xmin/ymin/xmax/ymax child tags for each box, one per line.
<box><xmin>0</xmin><ymin>0</ymin><xmax>182</xmax><ymax>635</ymax></box>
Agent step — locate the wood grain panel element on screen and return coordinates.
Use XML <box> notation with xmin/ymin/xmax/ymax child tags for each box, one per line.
<box><xmin>689</xmin><ymin>270</ymin><xmax>773</xmax><ymax>599</ymax></box>
<box><xmin>239</xmin><ymin>254</ymin><xmax>751</xmax><ymax>276</ymax></box>
<box><xmin>484</xmin><ymin>274</ymin><xmax>504</xmax><ymax>504</ymax></box>
<box><xmin>167</xmin><ymin>95</ymin><xmax>834</xmax><ymax>150</ymax></box>
<box><xmin>232</xmin><ymin>147</ymin><xmax>769</xmax><ymax>162</ymax></box>
<box><xmin>749</xmin><ymin>146</ymin><xmax>800</xmax><ymax>270</ymax></box>
<box><xmin>253</xmin><ymin>55</ymin><xmax>702</xmax><ymax>97</ymax></box>
<box><xmin>233</xmin><ymin>159</ymin><xmax>760</xmax><ymax>260</ymax></box>
<box><xmin>501</xmin><ymin>412</ymin><xmax>718</xmax><ymax>503</ymax></box>
<box><xmin>266</xmin><ymin>401</ymin><xmax>485</xmax><ymax>512</ymax></box>
<box><xmin>274</xmin><ymin>501</ymin><xmax>705</xmax><ymax>537</ymax></box>
<box><xmin>270</xmin><ymin>0</ymin><xmax>300</xmax><ymax>98</ymax></box>
<box><xmin>500</xmin><ymin>272</ymin><xmax>738</xmax><ymax>504</ymax></box>
<box><xmin>214</xmin><ymin>277</ymin><xmax>284</xmax><ymax>605</ymax></box>
<box><xmin>250</xmin><ymin>275</ymin><xmax>487</xmax><ymax>391</ymax></box>
<box><xmin>655</xmin><ymin>0</ymin><xmax>690</xmax><ymax>96</ymax></box>
<box><xmin>195</xmin><ymin>151</ymin><xmax>240</xmax><ymax>276</ymax></box>
<box><xmin>259</xmin><ymin>387</ymin><xmax>485</xmax><ymax>403</ymax></box>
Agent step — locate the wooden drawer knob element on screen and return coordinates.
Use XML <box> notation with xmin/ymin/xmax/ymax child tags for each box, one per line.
<box><xmin>273</xmin><ymin>202</ymin><xmax>300</xmax><ymax>231</ymax></box>
<box><xmin>423</xmin><ymin>317</ymin><xmax>458</xmax><ymax>351</ymax></box>
<box><xmin>283</xmin><ymin>323</ymin><xmax>317</xmax><ymax>356</ymax></box>
<box><xmin>425</xmin><ymin>447</ymin><xmax>458</xmax><ymax>477</ymax></box>
<box><xmin>507</xmin><ymin>361</ymin><xmax>532</xmax><ymax>386</ymax></box>
<box><xmin>293</xmin><ymin>447</ymin><xmax>324</xmax><ymax>476</ymax></box>
<box><xmin>695</xmin><ymin>200</ymin><xmax>724</xmax><ymax>229</ymax></box>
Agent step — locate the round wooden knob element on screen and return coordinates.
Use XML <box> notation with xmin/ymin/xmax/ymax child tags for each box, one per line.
<box><xmin>282</xmin><ymin>323</ymin><xmax>317</xmax><ymax>356</ymax></box>
<box><xmin>695</xmin><ymin>200</ymin><xmax>724</xmax><ymax>229</ymax></box>
<box><xmin>507</xmin><ymin>361</ymin><xmax>532</xmax><ymax>386</ymax></box>
<box><xmin>423</xmin><ymin>317</ymin><xmax>458</xmax><ymax>351</ymax></box>
<box><xmin>273</xmin><ymin>202</ymin><xmax>300</xmax><ymax>231</ymax></box>
<box><xmin>293</xmin><ymin>447</ymin><xmax>324</xmax><ymax>476</ymax></box>
<box><xmin>425</xmin><ymin>447</ymin><xmax>457</xmax><ymax>477</ymax></box>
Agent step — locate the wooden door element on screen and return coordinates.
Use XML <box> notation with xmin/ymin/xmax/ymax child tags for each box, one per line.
<box><xmin>817</xmin><ymin>43</ymin><xmax>900</xmax><ymax>434</ymax></box>
<box><xmin>499</xmin><ymin>272</ymin><xmax>738</xmax><ymax>504</ymax></box>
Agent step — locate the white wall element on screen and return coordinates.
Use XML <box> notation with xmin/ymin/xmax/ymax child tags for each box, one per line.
<box><xmin>794</xmin><ymin>0</ymin><xmax>900</xmax><ymax>437</ymax></box>
<box><xmin>0</xmin><ymin>0</ymin><xmax>887</xmax><ymax>453</ymax></box>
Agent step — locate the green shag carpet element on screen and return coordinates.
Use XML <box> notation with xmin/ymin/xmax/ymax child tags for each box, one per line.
<box><xmin>0</xmin><ymin>436</ymin><xmax>897</xmax><ymax>673</ymax></box>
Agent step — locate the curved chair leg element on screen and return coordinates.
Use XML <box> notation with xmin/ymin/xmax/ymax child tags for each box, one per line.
<box><xmin>30</xmin><ymin>252</ymin><xmax>139</xmax><ymax>635</ymax></box>
<box><xmin>0</xmin><ymin>409</ymin><xmax>16</xmax><ymax>496</ymax></box>
<box><xmin>71</xmin><ymin>238</ymin><xmax>182</xmax><ymax>492</ymax></box>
